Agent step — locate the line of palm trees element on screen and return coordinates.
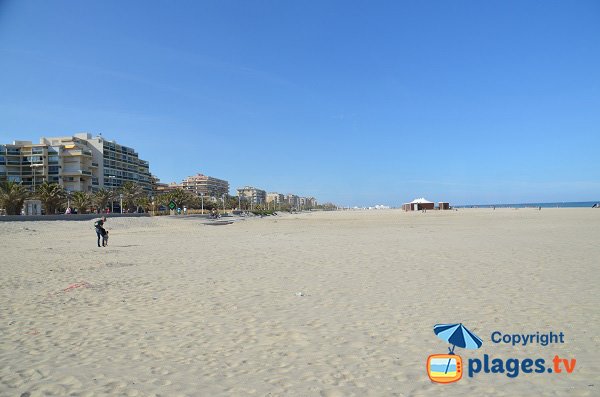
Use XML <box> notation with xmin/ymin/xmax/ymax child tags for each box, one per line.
<box><xmin>0</xmin><ymin>180</ymin><xmax>327</xmax><ymax>216</ymax></box>
<box><xmin>0</xmin><ymin>180</ymin><xmax>232</xmax><ymax>215</ymax></box>
<box><xmin>0</xmin><ymin>180</ymin><xmax>155</xmax><ymax>215</ymax></box>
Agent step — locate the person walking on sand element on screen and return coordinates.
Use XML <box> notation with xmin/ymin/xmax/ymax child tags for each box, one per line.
<box><xmin>94</xmin><ymin>216</ymin><xmax>107</xmax><ymax>248</ymax></box>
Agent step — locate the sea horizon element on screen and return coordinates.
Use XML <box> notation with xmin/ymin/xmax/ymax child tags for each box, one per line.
<box><xmin>455</xmin><ymin>201</ymin><xmax>600</xmax><ymax>209</ymax></box>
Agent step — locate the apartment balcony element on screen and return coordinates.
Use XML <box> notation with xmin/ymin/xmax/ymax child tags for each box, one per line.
<box><xmin>91</xmin><ymin>162</ymin><xmax>99</xmax><ymax>167</ymax></box>
<box><xmin>22</xmin><ymin>161</ymin><xmax>44</xmax><ymax>167</ymax></box>
<box><xmin>61</xmin><ymin>169</ymin><xmax>93</xmax><ymax>177</ymax></box>
<box><xmin>63</xmin><ymin>149</ymin><xmax>93</xmax><ymax>157</ymax></box>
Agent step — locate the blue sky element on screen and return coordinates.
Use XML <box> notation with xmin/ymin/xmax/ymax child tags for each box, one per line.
<box><xmin>1</xmin><ymin>0</ymin><xmax>599</xmax><ymax>206</ymax></box>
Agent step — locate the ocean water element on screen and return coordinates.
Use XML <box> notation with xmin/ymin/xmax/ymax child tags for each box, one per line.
<box><xmin>430</xmin><ymin>358</ymin><xmax>457</xmax><ymax>373</ymax></box>
<box><xmin>458</xmin><ymin>201</ymin><xmax>599</xmax><ymax>209</ymax></box>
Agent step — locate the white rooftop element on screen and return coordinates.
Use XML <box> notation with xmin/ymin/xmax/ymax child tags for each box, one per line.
<box><xmin>409</xmin><ymin>197</ymin><xmax>433</xmax><ymax>204</ymax></box>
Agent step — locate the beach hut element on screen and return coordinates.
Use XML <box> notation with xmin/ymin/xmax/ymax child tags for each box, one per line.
<box><xmin>438</xmin><ymin>202</ymin><xmax>450</xmax><ymax>210</ymax></box>
<box><xmin>403</xmin><ymin>198</ymin><xmax>435</xmax><ymax>211</ymax></box>
<box><xmin>23</xmin><ymin>199</ymin><xmax>42</xmax><ymax>215</ymax></box>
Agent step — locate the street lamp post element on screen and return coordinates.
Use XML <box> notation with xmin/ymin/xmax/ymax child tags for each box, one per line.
<box><xmin>108</xmin><ymin>175</ymin><xmax>116</xmax><ymax>213</ymax></box>
<box><xmin>222</xmin><ymin>194</ymin><xmax>225</xmax><ymax>212</ymax></box>
<box><xmin>201</xmin><ymin>192</ymin><xmax>204</xmax><ymax>214</ymax></box>
<box><xmin>31</xmin><ymin>163</ymin><xmax>44</xmax><ymax>193</ymax></box>
<box><xmin>120</xmin><ymin>193</ymin><xmax>123</xmax><ymax>214</ymax></box>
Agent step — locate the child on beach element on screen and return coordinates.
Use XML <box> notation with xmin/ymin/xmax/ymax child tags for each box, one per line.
<box><xmin>102</xmin><ymin>230</ymin><xmax>109</xmax><ymax>246</ymax></box>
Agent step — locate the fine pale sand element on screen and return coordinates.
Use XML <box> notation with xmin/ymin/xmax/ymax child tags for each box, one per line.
<box><xmin>0</xmin><ymin>209</ymin><xmax>598</xmax><ymax>396</ymax></box>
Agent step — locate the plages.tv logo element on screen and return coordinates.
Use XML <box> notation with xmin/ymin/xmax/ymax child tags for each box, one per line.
<box><xmin>426</xmin><ymin>323</ymin><xmax>483</xmax><ymax>383</ymax></box>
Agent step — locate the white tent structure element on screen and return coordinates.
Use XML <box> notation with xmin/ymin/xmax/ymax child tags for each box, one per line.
<box><xmin>410</xmin><ymin>198</ymin><xmax>433</xmax><ymax>204</ymax></box>
<box><xmin>403</xmin><ymin>197</ymin><xmax>435</xmax><ymax>211</ymax></box>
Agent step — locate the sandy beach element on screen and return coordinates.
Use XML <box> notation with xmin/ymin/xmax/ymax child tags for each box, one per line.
<box><xmin>0</xmin><ymin>209</ymin><xmax>598</xmax><ymax>396</ymax></box>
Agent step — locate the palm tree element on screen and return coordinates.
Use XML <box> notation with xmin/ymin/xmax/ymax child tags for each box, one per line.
<box><xmin>93</xmin><ymin>188</ymin><xmax>114</xmax><ymax>212</ymax></box>
<box><xmin>136</xmin><ymin>196</ymin><xmax>153</xmax><ymax>213</ymax></box>
<box><xmin>35</xmin><ymin>181</ymin><xmax>65</xmax><ymax>215</ymax></box>
<box><xmin>71</xmin><ymin>191</ymin><xmax>92</xmax><ymax>214</ymax></box>
<box><xmin>119</xmin><ymin>182</ymin><xmax>144</xmax><ymax>212</ymax></box>
<box><xmin>227</xmin><ymin>196</ymin><xmax>240</xmax><ymax>210</ymax></box>
<box><xmin>168</xmin><ymin>188</ymin><xmax>197</xmax><ymax>208</ymax></box>
<box><xmin>0</xmin><ymin>181</ymin><xmax>30</xmax><ymax>215</ymax></box>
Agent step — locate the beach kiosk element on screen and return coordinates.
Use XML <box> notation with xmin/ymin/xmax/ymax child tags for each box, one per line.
<box><xmin>403</xmin><ymin>198</ymin><xmax>435</xmax><ymax>211</ymax></box>
<box><xmin>438</xmin><ymin>202</ymin><xmax>450</xmax><ymax>210</ymax></box>
<box><xmin>23</xmin><ymin>199</ymin><xmax>42</xmax><ymax>215</ymax></box>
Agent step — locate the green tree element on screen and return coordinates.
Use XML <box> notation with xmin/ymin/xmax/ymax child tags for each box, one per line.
<box><xmin>119</xmin><ymin>182</ymin><xmax>144</xmax><ymax>212</ymax></box>
<box><xmin>318</xmin><ymin>202</ymin><xmax>338</xmax><ymax>211</ymax></box>
<box><xmin>35</xmin><ymin>181</ymin><xmax>65</xmax><ymax>215</ymax></box>
<box><xmin>155</xmin><ymin>193</ymin><xmax>170</xmax><ymax>208</ymax></box>
<box><xmin>227</xmin><ymin>195</ymin><xmax>240</xmax><ymax>210</ymax></box>
<box><xmin>93</xmin><ymin>188</ymin><xmax>114</xmax><ymax>212</ymax></box>
<box><xmin>0</xmin><ymin>181</ymin><xmax>30</xmax><ymax>215</ymax></box>
<box><xmin>71</xmin><ymin>191</ymin><xmax>92</xmax><ymax>214</ymax></box>
<box><xmin>154</xmin><ymin>189</ymin><xmax>201</xmax><ymax>212</ymax></box>
<box><xmin>168</xmin><ymin>188</ymin><xmax>197</xmax><ymax>208</ymax></box>
<box><xmin>136</xmin><ymin>196</ymin><xmax>152</xmax><ymax>213</ymax></box>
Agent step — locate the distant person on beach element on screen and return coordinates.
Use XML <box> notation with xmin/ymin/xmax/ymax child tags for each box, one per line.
<box><xmin>94</xmin><ymin>217</ymin><xmax>107</xmax><ymax>248</ymax></box>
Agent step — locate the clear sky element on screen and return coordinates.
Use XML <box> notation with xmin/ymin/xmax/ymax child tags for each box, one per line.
<box><xmin>1</xmin><ymin>0</ymin><xmax>599</xmax><ymax>206</ymax></box>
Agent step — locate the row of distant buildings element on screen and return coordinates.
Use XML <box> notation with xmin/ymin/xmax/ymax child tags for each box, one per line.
<box><xmin>158</xmin><ymin>178</ymin><xmax>317</xmax><ymax>209</ymax></box>
<box><xmin>1</xmin><ymin>133</ymin><xmax>317</xmax><ymax>208</ymax></box>
<box><xmin>238</xmin><ymin>188</ymin><xmax>318</xmax><ymax>209</ymax></box>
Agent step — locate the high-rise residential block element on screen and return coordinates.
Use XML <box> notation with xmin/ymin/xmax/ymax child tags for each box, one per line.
<box><xmin>0</xmin><ymin>133</ymin><xmax>151</xmax><ymax>193</ymax></box>
<box><xmin>237</xmin><ymin>186</ymin><xmax>267</xmax><ymax>205</ymax></box>
<box><xmin>182</xmin><ymin>173</ymin><xmax>229</xmax><ymax>199</ymax></box>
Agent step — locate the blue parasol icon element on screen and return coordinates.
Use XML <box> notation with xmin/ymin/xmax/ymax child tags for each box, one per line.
<box><xmin>434</xmin><ymin>323</ymin><xmax>483</xmax><ymax>353</ymax></box>
<box><xmin>433</xmin><ymin>323</ymin><xmax>483</xmax><ymax>374</ymax></box>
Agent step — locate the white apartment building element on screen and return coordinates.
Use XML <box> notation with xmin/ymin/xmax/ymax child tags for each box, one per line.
<box><xmin>0</xmin><ymin>133</ymin><xmax>151</xmax><ymax>192</ymax></box>
<box><xmin>237</xmin><ymin>186</ymin><xmax>267</xmax><ymax>205</ymax></box>
<box><xmin>182</xmin><ymin>173</ymin><xmax>229</xmax><ymax>200</ymax></box>
<box><xmin>285</xmin><ymin>194</ymin><xmax>299</xmax><ymax>208</ymax></box>
<box><xmin>298</xmin><ymin>197</ymin><xmax>318</xmax><ymax>208</ymax></box>
<box><xmin>266</xmin><ymin>192</ymin><xmax>284</xmax><ymax>204</ymax></box>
